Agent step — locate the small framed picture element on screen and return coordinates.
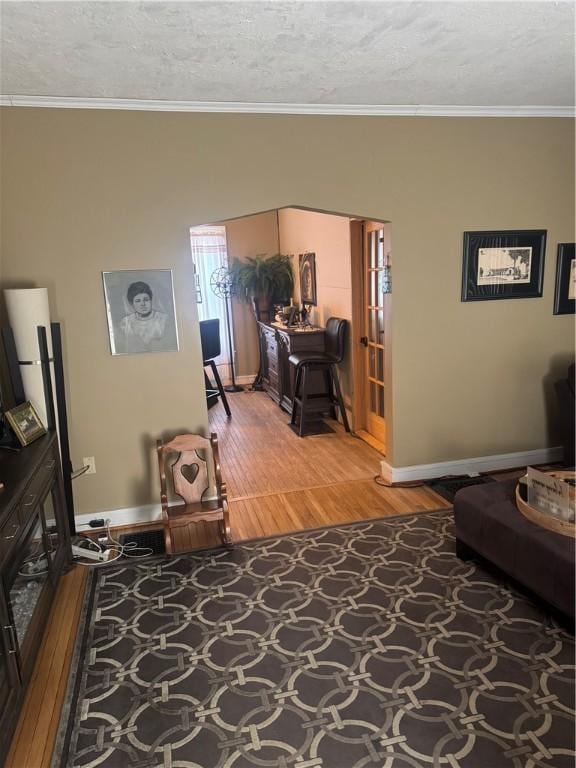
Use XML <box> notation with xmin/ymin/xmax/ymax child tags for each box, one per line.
<box><xmin>462</xmin><ymin>230</ymin><xmax>546</xmax><ymax>302</ymax></box>
<box><xmin>102</xmin><ymin>269</ymin><xmax>179</xmax><ymax>355</ymax></box>
<box><xmin>5</xmin><ymin>401</ymin><xmax>46</xmax><ymax>447</ymax></box>
<box><xmin>553</xmin><ymin>243</ymin><xmax>575</xmax><ymax>315</ymax></box>
<box><xmin>299</xmin><ymin>253</ymin><xmax>317</xmax><ymax>305</ymax></box>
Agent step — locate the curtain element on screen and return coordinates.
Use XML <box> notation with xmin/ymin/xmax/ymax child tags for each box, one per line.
<box><xmin>190</xmin><ymin>225</ymin><xmax>234</xmax><ymax>379</ymax></box>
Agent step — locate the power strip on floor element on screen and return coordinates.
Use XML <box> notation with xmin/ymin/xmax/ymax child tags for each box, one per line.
<box><xmin>71</xmin><ymin>543</ymin><xmax>114</xmax><ymax>562</ymax></box>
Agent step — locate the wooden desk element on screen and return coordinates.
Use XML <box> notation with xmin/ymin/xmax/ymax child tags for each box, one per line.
<box><xmin>258</xmin><ymin>322</ymin><xmax>326</xmax><ymax>412</ymax></box>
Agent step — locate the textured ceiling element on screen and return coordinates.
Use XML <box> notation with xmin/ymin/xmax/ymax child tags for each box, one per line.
<box><xmin>0</xmin><ymin>1</ymin><xmax>574</xmax><ymax>108</ymax></box>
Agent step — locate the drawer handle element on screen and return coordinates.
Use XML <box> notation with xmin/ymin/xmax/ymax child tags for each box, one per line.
<box><xmin>4</xmin><ymin>522</ymin><xmax>19</xmax><ymax>540</ymax></box>
<box><xmin>23</xmin><ymin>494</ymin><xmax>37</xmax><ymax>507</ymax></box>
<box><xmin>4</xmin><ymin>625</ymin><xmax>17</xmax><ymax>654</ymax></box>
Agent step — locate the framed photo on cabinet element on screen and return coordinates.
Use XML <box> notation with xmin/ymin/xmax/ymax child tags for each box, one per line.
<box><xmin>5</xmin><ymin>401</ymin><xmax>46</xmax><ymax>446</ymax></box>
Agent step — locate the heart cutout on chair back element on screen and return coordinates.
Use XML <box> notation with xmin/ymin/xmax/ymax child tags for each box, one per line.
<box><xmin>181</xmin><ymin>463</ymin><xmax>200</xmax><ymax>485</ymax></box>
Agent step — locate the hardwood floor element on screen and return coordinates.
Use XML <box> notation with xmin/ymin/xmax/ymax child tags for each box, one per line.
<box><xmin>232</xmin><ymin>479</ymin><xmax>445</xmax><ymax>540</ymax></box>
<box><xmin>211</xmin><ymin>391</ymin><xmax>447</xmax><ymax>540</ymax></box>
<box><xmin>210</xmin><ymin>390</ymin><xmax>386</xmax><ymax>499</ymax></box>
<box><xmin>9</xmin><ymin>390</ymin><xmax>448</xmax><ymax>765</ymax></box>
<box><xmin>6</xmin><ymin>566</ymin><xmax>87</xmax><ymax>768</ymax></box>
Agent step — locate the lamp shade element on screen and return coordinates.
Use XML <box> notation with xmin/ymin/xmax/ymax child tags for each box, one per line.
<box><xmin>4</xmin><ymin>288</ymin><xmax>56</xmax><ymax>431</ymax></box>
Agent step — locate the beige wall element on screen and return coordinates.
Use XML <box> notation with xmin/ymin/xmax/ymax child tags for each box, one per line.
<box><xmin>278</xmin><ymin>207</ymin><xmax>354</xmax><ymax>413</ymax></box>
<box><xmin>221</xmin><ymin>211</ymin><xmax>279</xmax><ymax>378</ymax></box>
<box><xmin>1</xmin><ymin>109</ymin><xmax>573</xmax><ymax>517</ymax></box>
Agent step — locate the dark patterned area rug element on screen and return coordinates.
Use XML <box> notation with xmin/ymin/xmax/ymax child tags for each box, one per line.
<box><xmin>53</xmin><ymin>510</ymin><xmax>575</xmax><ymax>768</ymax></box>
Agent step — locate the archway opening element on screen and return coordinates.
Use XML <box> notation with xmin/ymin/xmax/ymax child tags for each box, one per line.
<box><xmin>188</xmin><ymin>205</ymin><xmax>403</xmax><ymax>544</ymax></box>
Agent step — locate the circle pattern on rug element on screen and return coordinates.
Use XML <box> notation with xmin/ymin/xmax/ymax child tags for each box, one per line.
<box><xmin>57</xmin><ymin>512</ymin><xmax>575</xmax><ymax>768</ymax></box>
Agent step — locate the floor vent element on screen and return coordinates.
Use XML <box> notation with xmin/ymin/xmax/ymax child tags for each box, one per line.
<box><xmin>118</xmin><ymin>529</ymin><xmax>166</xmax><ymax>556</ymax></box>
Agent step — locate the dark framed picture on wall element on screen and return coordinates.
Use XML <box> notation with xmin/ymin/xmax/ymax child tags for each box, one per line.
<box><xmin>299</xmin><ymin>252</ymin><xmax>317</xmax><ymax>305</ymax></box>
<box><xmin>553</xmin><ymin>243</ymin><xmax>575</xmax><ymax>315</ymax></box>
<box><xmin>461</xmin><ymin>229</ymin><xmax>546</xmax><ymax>302</ymax></box>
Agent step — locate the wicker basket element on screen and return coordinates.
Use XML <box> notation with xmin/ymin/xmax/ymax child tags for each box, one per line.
<box><xmin>516</xmin><ymin>471</ymin><xmax>576</xmax><ymax>539</ymax></box>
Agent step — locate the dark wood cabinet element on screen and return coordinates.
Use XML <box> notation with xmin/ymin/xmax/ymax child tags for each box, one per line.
<box><xmin>0</xmin><ymin>432</ymin><xmax>72</xmax><ymax>763</ymax></box>
<box><xmin>0</xmin><ymin>587</ymin><xmax>19</xmax><ymax>756</ymax></box>
<box><xmin>258</xmin><ymin>322</ymin><xmax>326</xmax><ymax>412</ymax></box>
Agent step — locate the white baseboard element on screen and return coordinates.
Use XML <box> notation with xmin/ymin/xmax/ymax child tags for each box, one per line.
<box><xmin>380</xmin><ymin>446</ymin><xmax>564</xmax><ymax>484</ymax></box>
<box><xmin>75</xmin><ymin>445</ymin><xmax>564</xmax><ymax>528</ymax></box>
<box><xmin>75</xmin><ymin>504</ymin><xmax>162</xmax><ymax>530</ymax></box>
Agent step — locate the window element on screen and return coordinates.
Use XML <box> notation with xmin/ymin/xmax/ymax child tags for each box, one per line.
<box><xmin>190</xmin><ymin>225</ymin><xmax>234</xmax><ymax>378</ymax></box>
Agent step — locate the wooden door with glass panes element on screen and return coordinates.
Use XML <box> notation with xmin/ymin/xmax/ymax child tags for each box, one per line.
<box><xmin>362</xmin><ymin>222</ymin><xmax>388</xmax><ymax>447</ymax></box>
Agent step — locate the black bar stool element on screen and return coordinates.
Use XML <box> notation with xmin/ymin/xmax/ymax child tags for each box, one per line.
<box><xmin>200</xmin><ymin>319</ymin><xmax>231</xmax><ymax>417</ymax></box>
<box><xmin>289</xmin><ymin>317</ymin><xmax>350</xmax><ymax>436</ymax></box>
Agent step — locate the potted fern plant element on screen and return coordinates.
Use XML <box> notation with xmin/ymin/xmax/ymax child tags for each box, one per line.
<box><xmin>230</xmin><ymin>253</ymin><xmax>294</xmax><ymax>322</ymax></box>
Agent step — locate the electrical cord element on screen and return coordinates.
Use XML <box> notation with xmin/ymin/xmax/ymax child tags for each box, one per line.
<box><xmin>18</xmin><ymin>539</ymin><xmax>50</xmax><ymax>577</ymax></box>
<box><xmin>105</xmin><ymin>521</ymin><xmax>154</xmax><ymax>559</ymax></box>
<box><xmin>374</xmin><ymin>471</ymin><xmax>495</xmax><ymax>490</ymax></box>
<box><xmin>73</xmin><ymin>519</ymin><xmax>154</xmax><ymax>567</ymax></box>
<box><xmin>76</xmin><ymin>521</ymin><xmax>103</xmax><ymax>529</ymax></box>
<box><xmin>71</xmin><ymin>465</ymin><xmax>90</xmax><ymax>480</ymax></box>
<box><xmin>343</xmin><ymin>432</ymin><xmax>426</xmax><ymax>488</ymax></box>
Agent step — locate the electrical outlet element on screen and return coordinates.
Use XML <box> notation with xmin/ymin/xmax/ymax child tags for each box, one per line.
<box><xmin>83</xmin><ymin>456</ymin><xmax>96</xmax><ymax>475</ymax></box>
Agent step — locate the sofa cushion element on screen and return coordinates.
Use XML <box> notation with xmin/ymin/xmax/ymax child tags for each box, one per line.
<box><xmin>454</xmin><ymin>479</ymin><xmax>575</xmax><ymax>621</ymax></box>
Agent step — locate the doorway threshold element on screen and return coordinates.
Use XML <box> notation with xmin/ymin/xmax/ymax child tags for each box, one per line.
<box><xmin>356</xmin><ymin>429</ymin><xmax>386</xmax><ymax>455</ymax></box>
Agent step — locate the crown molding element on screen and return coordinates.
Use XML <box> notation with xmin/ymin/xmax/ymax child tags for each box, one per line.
<box><xmin>0</xmin><ymin>95</ymin><xmax>573</xmax><ymax>117</ymax></box>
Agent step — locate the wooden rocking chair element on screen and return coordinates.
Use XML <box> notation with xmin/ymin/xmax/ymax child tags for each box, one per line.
<box><xmin>157</xmin><ymin>432</ymin><xmax>232</xmax><ymax>553</ymax></box>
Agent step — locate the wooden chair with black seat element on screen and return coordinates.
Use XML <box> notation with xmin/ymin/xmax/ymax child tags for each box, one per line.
<box><xmin>157</xmin><ymin>432</ymin><xmax>232</xmax><ymax>552</ymax></box>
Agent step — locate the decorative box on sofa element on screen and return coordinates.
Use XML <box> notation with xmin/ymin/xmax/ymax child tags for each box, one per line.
<box><xmin>453</xmin><ymin>478</ymin><xmax>575</xmax><ymax>626</ymax></box>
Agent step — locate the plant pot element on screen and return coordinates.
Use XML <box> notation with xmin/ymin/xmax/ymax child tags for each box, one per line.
<box><xmin>253</xmin><ymin>294</ymin><xmax>273</xmax><ymax>323</ymax></box>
